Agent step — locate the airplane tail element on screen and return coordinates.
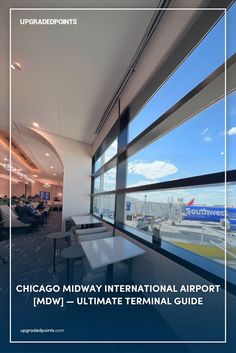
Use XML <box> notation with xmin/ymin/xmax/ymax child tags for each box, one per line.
<box><xmin>187</xmin><ymin>198</ymin><xmax>195</xmax><ymax>206</ymax></box>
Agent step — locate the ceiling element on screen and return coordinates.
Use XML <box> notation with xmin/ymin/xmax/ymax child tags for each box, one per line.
<box><xmin>11</xmin><ymin>7</ymin><xmax>156</xmax><ymax>143</ymax></box>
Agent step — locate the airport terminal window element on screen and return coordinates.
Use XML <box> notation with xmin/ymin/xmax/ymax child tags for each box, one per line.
<box><xmin>124</xmin><ymin>184</ymin><xmax>236</xmax><ymax>270</ymax></box>
<box><xmin>128</xmin><ymin>7</ymin><xmax>231</xmax><ymax>142</ymax></box>
<box><xmin>103</xmin><ymin>166</ymin><xmax>117</xmax><ymax>191</ymax></box>
<box><xmin>94</xmin><ymin>176</ymin><xmax>100</xmax><ymax>194</ymax></box>
<box><xmin>93</xmin><ymin>194</ymin><xmax>115</xmax><ymax>223</ymax></box>
<box><xmin>94</xmin><ymin>138</ymin><xmax>118</xmax><ymax>172</ymax></box>
<box><xmin>94</xmin><ymin>166</ymin><xmax>117</xmax><ymax>193</ymax></box>
<box><xmin>95</xmin><ymin>157</ymin><xmax>102</xmax><ymax>172</ymax></box>
<box><xmin>127</xmin><ymin>98</ymin><xmax>225</xmax><ymax>188</ymax></box>
<box><xmin>104</xmin><ymin>139</ymin><xmax>118</xmax><ymax>164</ymax></box>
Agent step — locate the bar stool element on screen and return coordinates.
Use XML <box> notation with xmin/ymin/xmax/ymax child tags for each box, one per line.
<box><xmin>61</xmin><ymin>245</ymin><xmax>84</xmax><ymax>285</ymax></box>
<box><xmin>46</xmin><ymin>231</ymin><xmax>71</xmax><ymax>274</ymax></box>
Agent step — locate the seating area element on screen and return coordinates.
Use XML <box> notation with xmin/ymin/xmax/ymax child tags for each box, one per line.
<box><xmin>0</xmin><ymin>204</ymin><xmax>31</xmax><ymax>229</ymax></box>
<box><xmin>0</xmin><ymin>195</ymin><xmax>60</xmax><ymax>234</ymax></box>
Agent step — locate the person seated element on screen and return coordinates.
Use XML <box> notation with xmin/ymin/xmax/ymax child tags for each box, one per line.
<box><xmin>17</xmin><ymin>201</ymin><xmax>44</xmax><ymax>230</ymax></box>
<box><xmin>14</xmin><ymin>200</ymin><xmax>24</xmax><ymax>216</ymax></box>
<box><xmin>36</xmin><ymin>201</ymin><xmax>49</xmax><ymax>221</ymax></box>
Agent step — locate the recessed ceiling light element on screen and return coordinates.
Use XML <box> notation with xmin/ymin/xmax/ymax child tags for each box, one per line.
<box><xmin>4</xmin><ymin>158</ymin><xmax>8</xmax><ymax>161</ymax></box>
<box><xmin>45</xmin><ymin>153</ymin><xmax>50</xmax><ymax>157</ymax></box>
<box><xmin>32</xmin><ymin>174</ymin><xmax>38</xmax><ymax>177</ymax></box>
<box><xmin>53</xmin><ymin>172</ymin><xmax>56</xmax><ymax>176</ymax></box>
<box><xmin>50</xmin><ymin>166</ymin><xmax>54</xmax><ymax>169</ymax></box>
<box><xmin>33</xmin><ymin>122</ymin><xmax>39</xmax><ymax>128</ymax></box>
<box><xmin>11</xmin><ymin>62</ymin><xmax>22</xmax><ymax>71</ymax></box>
<box><xmin>19</xmin><ymin>168</ymin><xmax>23</xmax><ymax>171</ymax></box>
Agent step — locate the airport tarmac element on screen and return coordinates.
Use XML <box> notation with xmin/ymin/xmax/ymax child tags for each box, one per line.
<box><xmin>125</xmin><ymin>219</ymin><xmax>236</xmax><ymax>270</ymax></box>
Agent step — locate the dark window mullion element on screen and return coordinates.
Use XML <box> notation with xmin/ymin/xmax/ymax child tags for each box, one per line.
<box><xmin>114</xmin><ymin>106</ymin><xmax>129</xmax><ymax>226</ymax></box>
<box><xmin>115</xmin><ymin>170</ymin><xmax>236</xmax><ymax>195</ymax></box>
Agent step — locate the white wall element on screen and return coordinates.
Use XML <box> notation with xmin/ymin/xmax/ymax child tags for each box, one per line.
<box><xmin>0</xmin><ymin>178</ymin><xmax>8</xmax><ymax>197</ymax></box>
<box><xmin>12</xmin><ymin>182</ymin><xmax>25</xmax><ymax>196</ymax></box>
<box><xmin>35</xmin><ymin>131</ymin><xmax>92</xmax><ymax>227</ymax></box>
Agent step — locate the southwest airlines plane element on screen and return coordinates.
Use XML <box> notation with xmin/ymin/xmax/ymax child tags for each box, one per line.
<box><xmin>183</xmin><ymin>200</ymin><xmax>236</xmax><ymax>231</ymax></box>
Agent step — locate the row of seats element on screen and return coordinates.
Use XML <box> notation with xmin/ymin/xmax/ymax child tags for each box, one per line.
<box><xmin>0</xmin><ymin>205</ymin><xmax>31</xmax><ymax>229</ymax></box>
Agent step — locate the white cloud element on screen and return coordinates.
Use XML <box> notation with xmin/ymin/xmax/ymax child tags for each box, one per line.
<box><xmin>203</xmin><ymin>136</ymin><xmax>212</xmax><ymax>142</ymax></box>
<box><xmin>104</xmin><ymin>140</ymin><xmax>118</xmax><ymax>162</ymax></box>
<box><xmin>220</xmin><ymin>151</ymin><xmax>224</xmax><ymax>155</ymax></box>
<box><xmin>201</xmin><ymin>128</ymin><xmax>209</xmax><ymax>135</ymax></box>
<box><xmin>128</xmin><ymin>160</ymin><xmax>178</xmax><ymax>180</ymax></box>
<box><xmin>228</xmin><ymin>127</ymin><xmax>236</xmax><ymax>135</ymax></box>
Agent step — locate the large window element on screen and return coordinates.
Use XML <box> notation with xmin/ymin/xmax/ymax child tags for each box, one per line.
<box><xmin>93</xmin><ymin>194</ymin><xmax>115</xmax><ymax>223</ymax></box>
<box><xmin>124</xmin><ymin>184</ymin><xmax>236</xmax><ymax>271</ymax></box>
<box><xmin>93</xmin><ymin>139</ymin><xmax>117</xmax><ymax>224</ymax></box>
<box><xmin>94</xmin><ymin>166</ymin><xmax>117</xmax><ymax>193</ymax></box>
<box><xmin>94</xmin><ymin>139</ymin><xmax>118</xmax><ymax>172</ymax></box>
<box><xmin>127</xmin><ymin>98</ymin><xmax>225</xmax><ymax>188</ymax></box>
<box><xmin>91</xmin><ymin>4</ymin><xmax>236</xmax><ymax>285</ymax></box>
<box><xmin>128</xmin><ymin>3</ymin><xmax>236</xmax><ymax>143</ymax></box>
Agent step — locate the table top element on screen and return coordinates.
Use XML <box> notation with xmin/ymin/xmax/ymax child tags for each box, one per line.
<box><xmin>81</xmin><ymin>236</ymin><xmax>145</xmax><ymax>270</ymax></box>
<box><xmin>61</xmin><ymin>245</ymin><xmax>84</xmax><ymax>259</ymax></box>
<box><xmin>71</xmin><ymin>215</ymin><xmax>102</xmax><ymax>226</ymax></box>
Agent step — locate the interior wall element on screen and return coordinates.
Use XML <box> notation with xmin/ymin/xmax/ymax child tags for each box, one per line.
<box><xmin>12</xmin><ymin>182</ymin><xmax>25</xmax><ymax>196</ymax></box>
<box><xmin>0</xmin><ymin>178</ymin><xmax>8</xmax><ymax>197</ymax></box>
<box><xmin>35</xmin><ymin>130</ymin><xmax>92</xmax><ymax>226</ymax></box>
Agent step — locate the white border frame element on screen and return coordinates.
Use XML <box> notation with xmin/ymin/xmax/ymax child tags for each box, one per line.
<box><xmin>9</xmin><ymin>7</ymin><xmax>227</xmax><ymax>344</ymax></box>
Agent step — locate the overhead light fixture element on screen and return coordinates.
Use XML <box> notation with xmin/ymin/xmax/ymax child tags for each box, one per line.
<box><xmin>45</xmin><ymin>153</ymin><xmax>50</xmax><ymax>157</ymax></box>
<box><xmin>0</xmin><ymin>162</ymin><xmax>35</xmax><ymax>184</ymax></box>
<box><xmin>4</xmin><ymin>158</ymin><xmax>8</xmax><ymax>161</ymax></box>
<box><xmin>43</xmin><ymin>183</ymin><xmax>51</xmax><ymax>188</ymax></box>
<box><xmin>33</xmin><ymin>122</ymin><xmax>39</xmax><ymax>128</ymax></box>
<box><xmin>50</xmin><ymin>166</ymin><xmax>54</xmax><ymax>169</ymax></box>
<box><xmin>11</xmin><ymin>62</ymin><xmax>22</xmax><ymax>71</ymax></box>
<box><xmin>32</xmin><ymin>174</ymin><xmax>38</xmax><ymax>177</ymax></box>
<box><xmin>53</xmin><ymin>172</ymin><xmax>56</xmax><ymax>176</ymax></box>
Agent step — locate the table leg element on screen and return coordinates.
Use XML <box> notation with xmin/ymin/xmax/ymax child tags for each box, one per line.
<box><xmin>107</xmin><ymin>264</ymin><xmax>113</xmax><ymax>284</ymax></box>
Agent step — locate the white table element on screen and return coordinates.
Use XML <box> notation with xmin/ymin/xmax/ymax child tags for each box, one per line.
<box><xmin>81</xmin><ymin>236</ymin><xmax>145</xmax><ymax>283</ymax></box>
<box><xmin>71</xmin><ymin>215</ymin><xmax>102</xmax><ymax>228</ymax></box>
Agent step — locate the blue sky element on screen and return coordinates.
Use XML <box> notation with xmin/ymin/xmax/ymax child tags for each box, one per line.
<box><xmin>129</xmin><ymin>3</ymin><xmax>236</xmax><ymax>142</ymax></box>
<box><xmin>125</xmin><ymin>3</ymin><xmax>236</xmax><ymax>204</ymax></box>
